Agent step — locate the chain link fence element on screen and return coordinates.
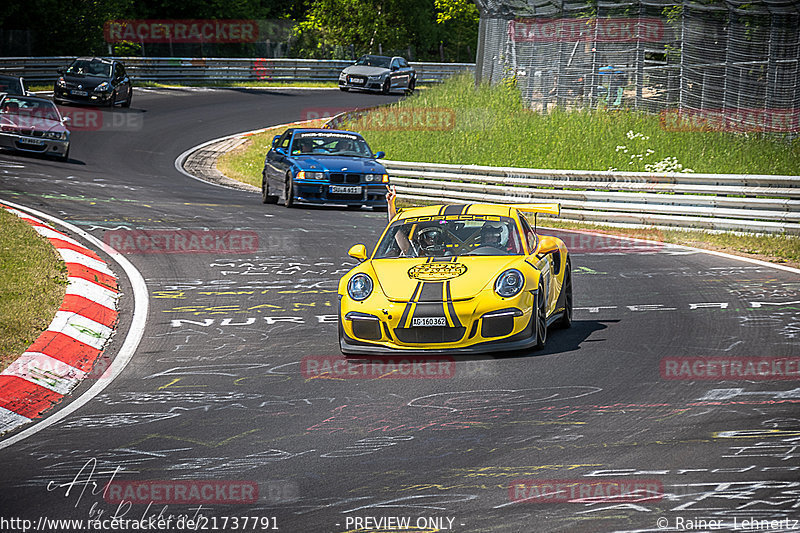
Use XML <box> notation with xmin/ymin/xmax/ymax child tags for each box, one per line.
<box><xmin>474</xmin><ymin>1</ymin><xmax>800</xmax><ymax>135</ymax></box>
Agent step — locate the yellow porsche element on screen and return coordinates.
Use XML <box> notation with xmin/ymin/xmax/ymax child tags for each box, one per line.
<box><xmin>338</xmin><ymin>203</ymin><xmax>572</xmax><ymax>354</ymax></box>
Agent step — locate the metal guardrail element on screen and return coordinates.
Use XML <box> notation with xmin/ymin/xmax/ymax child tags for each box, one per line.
<box><xmin>0</xmin><ymin>57</ymin><xmax>475</xmax><ymax>85</ymax></box>
<box><xmin>381</xmin><ymin>160</ymin><xmax>800</xmax><ymax>234</ymax></box>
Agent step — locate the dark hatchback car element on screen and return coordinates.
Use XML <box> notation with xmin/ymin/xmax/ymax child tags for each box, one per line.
<box><xmin>262</xmin><ymin>128</ymin><xmax>389</xmax><ymax>209</ymax></box>
<box><xmin>54</xmin><ymin>57</ymin><xmax>132</xmax><ymax>107</ymax></box>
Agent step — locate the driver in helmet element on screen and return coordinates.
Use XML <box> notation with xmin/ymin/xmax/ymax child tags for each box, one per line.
<box><xmin>479</xmin><ymin>221</ymin><xmax>505</xmax><ymax>249</ymax></box>
<box><xmin>413</xmin><ymin>225</ymin><xmax>447</xmax><ymax>256</ymax></box>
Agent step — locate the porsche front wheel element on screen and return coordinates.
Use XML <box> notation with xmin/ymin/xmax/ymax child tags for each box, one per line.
<box><xmin>534</xmin><ymin>281</ymin><xmax>547</xmax><ymax>350</ymax></box>
<box><xmin>556</xmin><ymin>259</ymin><xmax>573</xmax><ymax>329</ymax></box>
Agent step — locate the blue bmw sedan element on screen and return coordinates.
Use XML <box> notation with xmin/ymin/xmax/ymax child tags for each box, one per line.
<box><xmin>262</xmin><ymin>128</ymin><xmax>390</xmax><ymax>209</ymax></box>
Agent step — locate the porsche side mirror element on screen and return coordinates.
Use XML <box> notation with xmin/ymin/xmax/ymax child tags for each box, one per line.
<box><xmin>272</xmin><ymin>135</ymin><xmax>280</xmax><ymax>147</ymax></box>
<box><xmin>374</xmin><ymin>151</ymin><xmax>385</xmax><ymax>159</ymax></box>
<box><xmin>348</xmin><ymin>244</ymin><xmax>368</xmax><ymax>262</ymax></box>
<box><xmin>536</xmin><ymin>235</ymin><xmax>560</xmax><ymax>255</ymax></box>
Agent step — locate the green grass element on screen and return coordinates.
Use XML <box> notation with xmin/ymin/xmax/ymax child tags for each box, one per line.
<box><xmin>347</xmin><ymin>74</ymin><xmax>800</xmax><ymax>175</ymax></box>
<box><xmin>0</xmin><ymin>209</ymin><xmax>68</xmax><ymax>370</ymax></box>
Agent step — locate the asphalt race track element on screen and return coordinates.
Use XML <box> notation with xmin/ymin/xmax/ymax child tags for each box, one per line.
<box><xmin>1</xmin><ymin>87</ymin><xmax>798</xmax><ymax>533</ymax></box>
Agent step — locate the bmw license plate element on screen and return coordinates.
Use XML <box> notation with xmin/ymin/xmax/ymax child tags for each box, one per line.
<box><xmin>329</xmin><ymin>185</ymin><xmax>361</xmax><ymax>195</ymax></box>
<box><xmin>412</xmin><ymin>317</ymin><xmax>447</xmax><ymax>327</ymax></box>
<box><xmin>18</xmin><ymin>137</ymin><xmax>44</xmax><ymax>146</ymax></box>
<box><xmin>71</xmin><ymin>90</ymin><xmax>88</xmax><ymax>96</ymax></box>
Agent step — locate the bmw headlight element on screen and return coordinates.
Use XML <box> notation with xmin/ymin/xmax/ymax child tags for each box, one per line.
<box><xmin>296</xmin><ymin>171</ymin><xmax>324</xmax><ymax>180</ymax></box>
<box><xmin>95</xmin><ymin>82</ymin><xmax>111</xmax><ymax>92</ymax></box>
<box><xmin>495</xmin><ymin>269</ymin><xmax>524</xmax><ymax>298</ymax></box>
<box><xmin>348</xmin><ymin>273</ymin><xmax>373</xmax><ymax>301</ymax></box>
<box><xmin>45</xmin><ymin>131</ymin><xmax>66</xmax><ymax>140</ymax></box>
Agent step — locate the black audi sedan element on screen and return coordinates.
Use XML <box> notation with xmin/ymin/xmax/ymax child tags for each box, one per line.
<box><xmin>54</xmin><ymin>57</ymin><xmax>132</xmax><ymax>107</ymax></box>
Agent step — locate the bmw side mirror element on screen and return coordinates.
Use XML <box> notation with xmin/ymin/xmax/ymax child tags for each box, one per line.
<box><xmin>348</xmin><ymin>244</ymin><xmax>368</xmax><ymax>262</ymax></box>
<box><xmin>272</xmin><ymin>135</ymin><xmax>281</xmax><ymax>147</ymax></box>
<box><xmin>62</xmin><ymin>116</ymin><xmax>71</xmax><ymax>124</ymax></box>
<box><xmin>374</xmin><ymin>151</ymin><xmax>385</xmax><ymax>159</ymax></box>
<box><xmin>57</xmin><ymin>67</ymin><xmax>65</xmax><ymax>75</ymax></box>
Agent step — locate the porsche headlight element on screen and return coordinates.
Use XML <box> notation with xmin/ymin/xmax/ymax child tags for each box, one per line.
<box><xmin>95</xmin><ymin>82</ymin><xmax>111</xmax><ymax>92</ymax></box>
<box><xmin>495</xmin><ymin>269</ymin><xmax>524</xmax><ymax>298</ymax></box>
<box><xmin>348</xmin><ymin>273</ymin><xmax>373</xmax><ymax>301</ymax></box>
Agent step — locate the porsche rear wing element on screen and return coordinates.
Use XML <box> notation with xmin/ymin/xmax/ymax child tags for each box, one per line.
<box><xmin>513</xmin><ymin>203</ymin><xmax>561</xmax><ymax>216</ymax></box>
<box><xmin>513</xmin><ymin>203</ymin><xmax>561</xmax><ymax>233</ymax></box>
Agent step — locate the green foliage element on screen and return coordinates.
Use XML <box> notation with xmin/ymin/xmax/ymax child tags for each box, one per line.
<box><xmin>346</xmin><ymin>74</ymin><xmax>800</xmax><ymax>174</ymax></box>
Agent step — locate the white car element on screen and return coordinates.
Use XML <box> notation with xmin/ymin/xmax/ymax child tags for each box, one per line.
<box><xmin>339</xmin><ymin>55</ymin><xmax>416</xmax><ymax>95</ymax></box>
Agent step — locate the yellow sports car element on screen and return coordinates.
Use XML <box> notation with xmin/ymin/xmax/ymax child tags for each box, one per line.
<box><xmin>338</xmin><ymin>203</ymin><xmax>572</xmax><ymax>354</ymax></box>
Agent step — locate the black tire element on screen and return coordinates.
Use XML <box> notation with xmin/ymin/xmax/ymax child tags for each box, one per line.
<box><xmin>261</xmin><ymin>175</ymin><xmax>277</xmax><ymax>204</ymax></box>
<box><xmin>556</xmin><ymin>259</ymin><xmax>573</xmax><ymax>329</ymax></box>
<box><xmin>534</xmin><ymin>280</ymin><xmax>547</xmax><ymax>350</ymax></box>
<box><xmin>283</xmin><ymin>172</ymin><xmax>295</xmax><ymax>208</ymax></box>
<box><xmin>122</xmin><ymin>90</ymin><xmax>132</xmax><ymax>108</ymax></box>
<box><xmin>381</xmin><ymin>79</ymin><xmax>391</xmax><ymax>95</ymax></box>
<box><xmin>405</xmin><ymin>78</ymin><xmax>416</xmax><ymax>96</ymax></box>
<box><xmin>339</xmin><ymin>86</ymin><xmax>349</xmax><ymax>92</ymax></box>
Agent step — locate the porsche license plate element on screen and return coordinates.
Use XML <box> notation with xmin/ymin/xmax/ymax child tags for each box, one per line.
<box><xmin>18</xmin><ymin>137</ymin><xmax>44</xmax><ymax>146</ymax></box>
<box><xmin>329</xmin><ymin>185</ymin><xmax>361</xmax><ymax>195</ymax></box>
<box><xmin>412</xmin><ymin>317</ymin><xmax>447</xmax><ymax>327</ymax></box>
<box><xmin>71</xmin><ymin>90</ymin><xmax>88</xmax><ymax>96</ymax></box>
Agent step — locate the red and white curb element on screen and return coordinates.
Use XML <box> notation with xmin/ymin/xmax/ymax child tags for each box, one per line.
<box><xmin>0</xmin><ymin>205</ymin><xmax>120</xmax><ymax>435</ymax></box>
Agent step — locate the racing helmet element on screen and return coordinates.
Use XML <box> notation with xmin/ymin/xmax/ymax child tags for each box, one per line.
<box><xmin>414</xmin><ymin>225</ymin><xmax>446</xmax><ymax>255</ymax></box>
<box><xmin>480</xmin><ymin>221</ymin><xmax>506</xmax><ymax>247</ymax></box>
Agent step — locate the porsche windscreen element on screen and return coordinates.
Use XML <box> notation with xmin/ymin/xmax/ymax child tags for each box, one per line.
<box><xmin>290</xmin><ymin>131</ymin><xmax>373</xmax><ymax>157</ymax></box>
<box><xmin>374</xmin><ymin>215</ymin><xmax>524</xmax><ymax>258</ymax></box>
